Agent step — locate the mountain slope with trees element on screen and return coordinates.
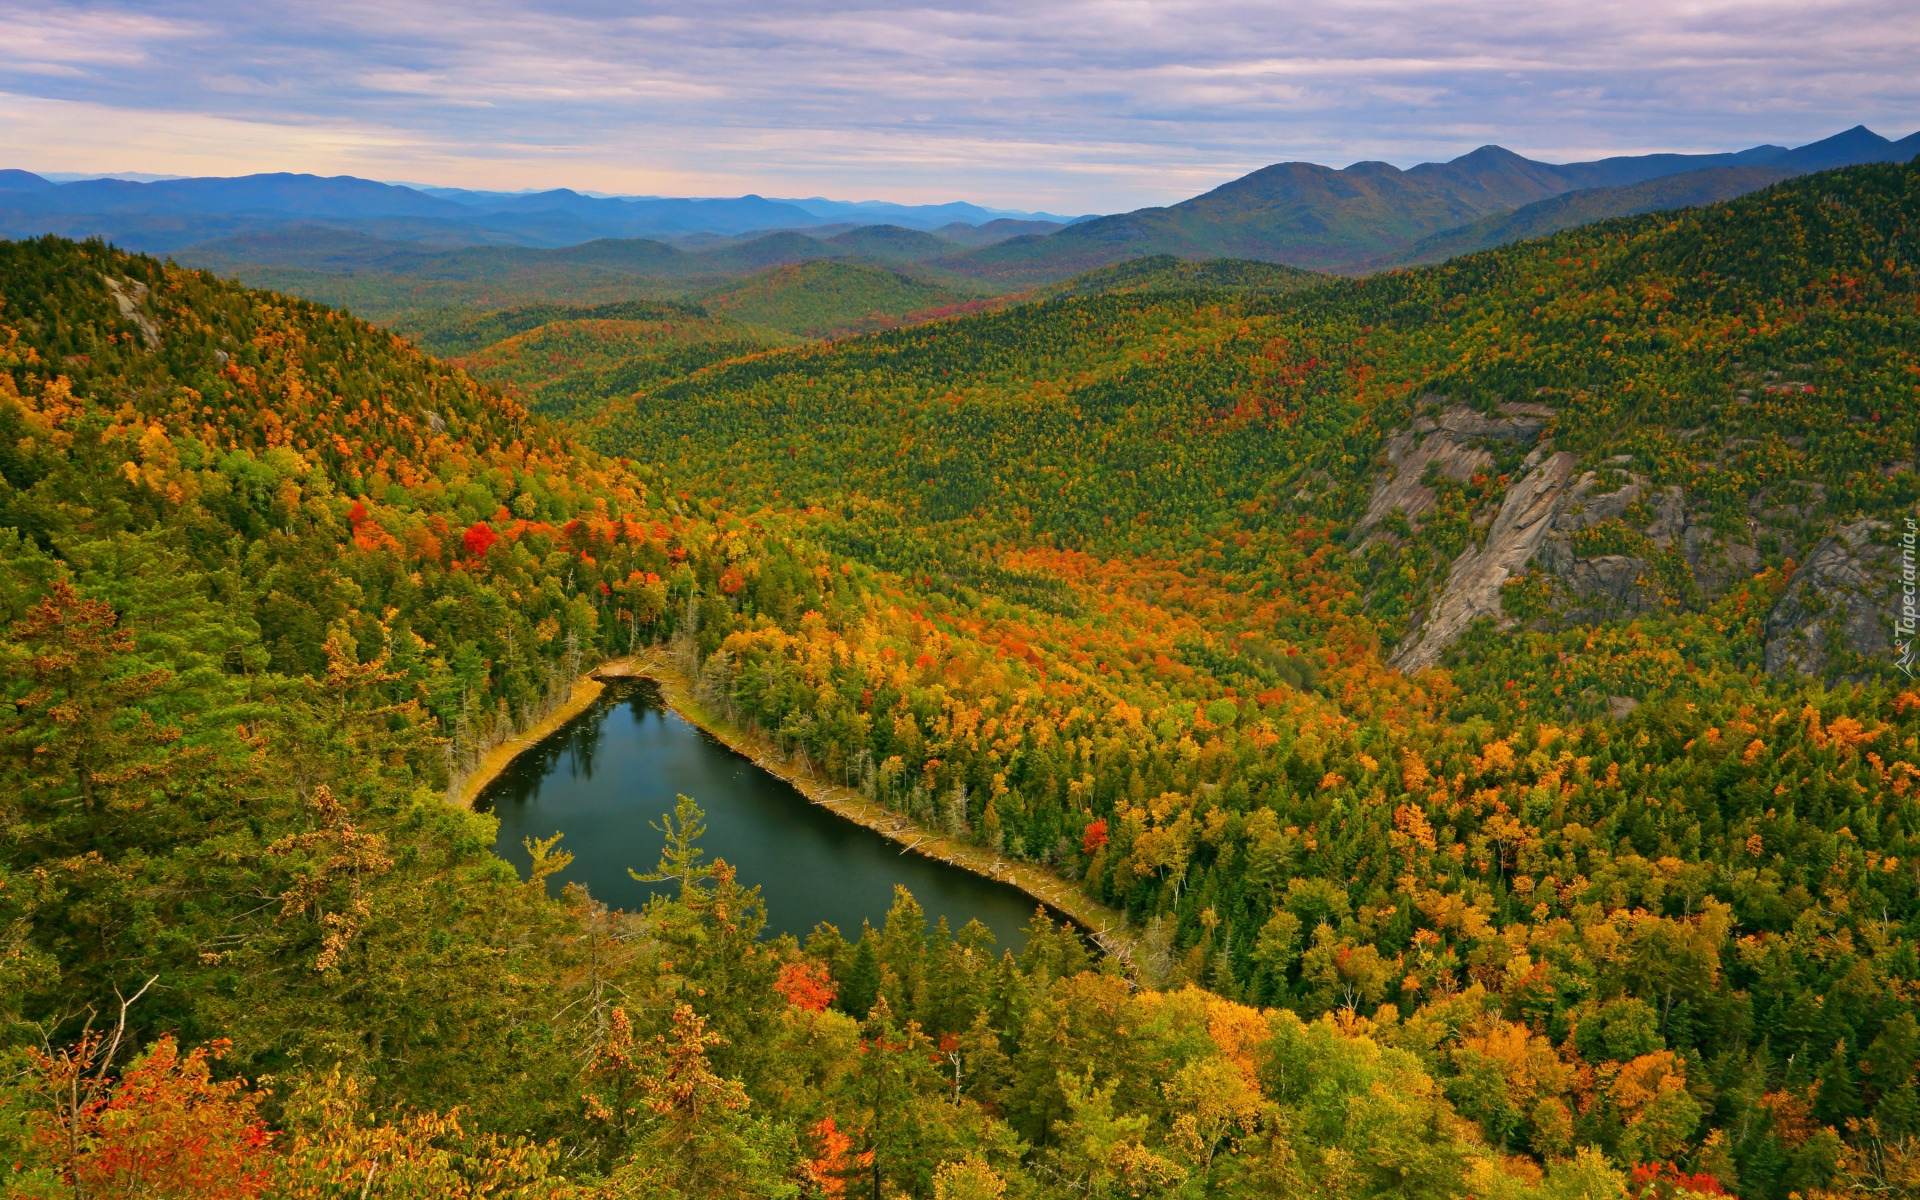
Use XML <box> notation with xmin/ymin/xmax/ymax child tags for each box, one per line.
<box><xmin>587</xmin><ymin>161</ymin><xmax>1920</xmax><ymax>1198</ymax></box>
<box><xmin>0</xmin><ymin>159</ymin><xmax>1916</xmax><ymax>1200</ymax></box>
<box><xmin>696</xmin><ymin>260</ymin><xmax>985</xmax><ymax>338</ymax></box>
<box><xmin>1374</xmin><ymin>166</ymin><xmax>1799</xmax><ymax>267</ymax></box>
<box><xmin>0</xmin><ymin>233</ymin><xmax>1663</xmax><ymax>1200</ymax></box>
<box><xmin>939</xmin><ymin>127</ymin><xmax>1920</xmax><ymax>279</ymax></box>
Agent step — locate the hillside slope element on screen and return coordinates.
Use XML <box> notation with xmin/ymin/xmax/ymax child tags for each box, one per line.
<box><xmin>603</xmin><ymin>162</ymin><xmax>1916</xmax><ymax>575</ymax></box>
<box><xmin>1036</xmin><ymin>253</ymin><xmax>1329</xmax><ymax>299</ymax></box>
<box><xmin>180</xmin><ymin>225</ymin><xmax>1004</xmax><ymax>336</ymax></box>
<box><xmin>1377</xmin><ymin>165</ymin><xmax>1799</xmax><ymax>267</ymax></box>
<box><xmin>590</xmin><ymin>161</ymin><xmax>1920</xmax><ymax>1198</ymax></box>
<box><xmin>3</xmin><ymin>163</ymin><xmax>1919</xmax><ymax>1199</ymax></box>
<box><xmin>0</xmin><ymin>232</ymin><xmax>1756</xmax><ymax>1200</ymax></box>
<box><xmin>452</xmin><ymin>311</ymin><xmax>796</xmax><ymax>417</ymax></box>
<box><xmin>946</xmin><ymin>126</ymin><xmax>1920</xmax><ymax>278</ymax></box>
<box><xmin>696</xmin><ymin>259</ymin><xmax>983</xmax><ymax>337</ymax></box>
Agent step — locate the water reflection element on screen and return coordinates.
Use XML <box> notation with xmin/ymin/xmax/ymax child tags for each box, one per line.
<box><xmin>480</xmin><ymin>679</ymin><xmax>1055</xmax><ymax>947</ymax></box>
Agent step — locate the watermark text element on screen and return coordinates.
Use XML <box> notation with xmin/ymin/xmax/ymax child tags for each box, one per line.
<box><xmin>1897</xmin><ymin>514</ymin><xmax>1916</xmax><ymax>678</ymax></box>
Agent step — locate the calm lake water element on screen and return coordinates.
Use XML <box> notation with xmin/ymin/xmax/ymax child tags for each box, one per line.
<box><xmin>479</xmin><ymin>679</ymin><xmax>1053</xmax><ymax>947</ymax></box>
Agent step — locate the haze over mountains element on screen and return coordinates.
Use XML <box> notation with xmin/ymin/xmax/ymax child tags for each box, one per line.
<box><xmin>0</xmin><ymin>169</ymin><xmax>1087</xmax><ymax>252</ymax></box>
<box><xmin>4</xmin><ymin>124</ymin><xmax>1914</xmax><ymax>299</ymax></box>
<box><xmin>957</xmin><ymin>124</ymin><xmax>1920</xmax><ymax>279</ymax></box>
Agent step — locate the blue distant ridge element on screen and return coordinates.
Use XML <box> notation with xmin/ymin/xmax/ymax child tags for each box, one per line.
<box><xmin>3</xmin><ymin>125</ymin><xmax>1912</xmax><ymax>263</ymax></box>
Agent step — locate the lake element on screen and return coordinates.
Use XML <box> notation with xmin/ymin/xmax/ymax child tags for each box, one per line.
<box><xmin>479</xmin><ymin>678</ymin><xmax>1056</xmax><ymax>948</ymax></box>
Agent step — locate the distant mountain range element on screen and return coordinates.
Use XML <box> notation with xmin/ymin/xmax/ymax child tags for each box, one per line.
<box><xmin>953</xmin><ymin>125</ymin><xmax>1920</xmax><ymax>280</ymax></box>
<box><xmin>1373</xmin><ymin>165</ymin><xmax>1800</xmax><ymax>269</ymax></box>
<box><xmin>6</xmin><ymin>125</ymin><xmax>1914</xmax><ymax>288</ymax></box>
<box><xmin>393</xmin><ymin>183</ymin><xmax>1089</xmax><ymax>230</ymax></box>
<box><xmin>0</xmin><ymin>170</ymin><xmax>1089</xmax><ymax>252</ymax></box>
<box><xmin>169</xmin><ymin>222</ymin><xmax>1036</xmax><ymax>286</ymax></box>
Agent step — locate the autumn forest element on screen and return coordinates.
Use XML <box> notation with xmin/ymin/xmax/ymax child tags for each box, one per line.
<box><xmin>1</xmin><ymin>160</ymin><xmax>1917</xmax><ymax>1199</ymax></box>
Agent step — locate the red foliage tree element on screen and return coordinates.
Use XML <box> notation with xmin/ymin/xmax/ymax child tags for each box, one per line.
<box><xmin>33</xmin><ymin>1029</ymin><xmax>274</xmax><ymax>1199</ymax></box>
<box><xmin>1630</xmin><ymin>1161</ymin><xmax>1732</xmax><ymax>1198</ymax></box>
<box><xmin>802</xmin><ymin>1116</ymin><xmax>869</xmax><ymax>1198</ymax></box>
<box><xmin>775</xmin><ymin>960</ymin><xmax>837</xmax><ymax>1013</ymax></box>
<box><xmin>1082</xmin><ymin>818</ymin><xmax>1109</xmax><ymax>854</ymax></box>
<box><xmin>462</xmin><ymin>521</ymin><xmax>500</xmax><ymax>559</ymax></box>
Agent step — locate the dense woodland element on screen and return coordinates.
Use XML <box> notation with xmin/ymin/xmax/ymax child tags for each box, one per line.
<box><xmin>1</xmin><ymin>161</ymin><xmax>1917</xmax><ymax>1198</ymax></box>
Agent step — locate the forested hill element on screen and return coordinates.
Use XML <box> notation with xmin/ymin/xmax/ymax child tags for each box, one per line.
<box><xmin>0</xmin><ymin>235</ymin><xmax>847</xmax><ymax>1189</ymax></box>
<box><xmin>0</xmin><ymin>164</ymin><xmax>1914</xmax><ymax>1200</ymax></box>
<box><xmin>936</xmin><ymin>127</ymin><xmax>1919</xmax><ymax>280</ymax></box>
<box><xmin>0</xmin><ymin>233</ymin><xmax>1686</xmax><ymax>1199</ymax></box>
<box><xmin>594</xmin><ymin>160</ymin><xmax>1917</xmax><ymax>581</ymax></box>
<box><xmin>583</xmin><ymin>162</ymin><xmax>1920</xmax><ymax>1196</ymax></box>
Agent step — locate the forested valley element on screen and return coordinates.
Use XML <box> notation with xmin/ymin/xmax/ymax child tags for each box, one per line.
<box><xmin>2</xmin><ymin>161</ymin><xmax>1917</xmax><ymax>1199</ymax></box>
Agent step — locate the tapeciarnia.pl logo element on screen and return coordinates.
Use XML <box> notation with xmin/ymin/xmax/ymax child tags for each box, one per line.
<box><xmin>1897</xmin><ymin>515</ymin><xmax>1917</xmax><ymax>678</ymax></box>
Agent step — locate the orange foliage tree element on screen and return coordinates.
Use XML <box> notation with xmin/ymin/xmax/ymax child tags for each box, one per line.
<box><xmin>29</xmin><ymin>1018</ymin><xmax>274</xmax><ymax>1200</ymax></box>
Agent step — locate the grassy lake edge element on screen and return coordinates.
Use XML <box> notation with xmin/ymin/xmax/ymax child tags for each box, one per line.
<box><xmin>463</xmin><ymin>649</ymin><xmax>1134</xmax><ymax>956</ymax></box>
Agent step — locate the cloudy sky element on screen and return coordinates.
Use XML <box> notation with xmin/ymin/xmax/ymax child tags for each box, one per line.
<box><xmin>2</xmin><ymin>0</ymin><xmax>1916</xmax><ymax>211</ymax></box>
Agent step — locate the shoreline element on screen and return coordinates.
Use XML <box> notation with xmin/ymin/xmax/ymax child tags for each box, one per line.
<box><xmin>453</xmin><ymin>672</ymin><xmax>608</xmax><ymax>808</ymax></box>
<box><xmin>600</xmin><ymin>651</ymin><xmax>1136</xmax><ymax>957</ymax></box>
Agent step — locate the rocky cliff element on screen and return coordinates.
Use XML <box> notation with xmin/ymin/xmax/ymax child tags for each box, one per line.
<box><xmin>1372</xmin><ymin>404</ymin><xmax>1903</xmax><ymax>681</ymax></box>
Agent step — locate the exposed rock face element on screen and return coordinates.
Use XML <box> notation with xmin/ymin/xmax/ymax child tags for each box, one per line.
<box><xmin>1378</xmin><ymin>403</ymin><xmax>1891</xmax><ymax>678</ymax></box>
<box><xmin>1531</xmin><ymin>474</ymin><xmax>1665</xmax><ymax>619</ymax></box>
<box><xmin>1357</xmin><ymin>401</ymin><xmax>1551</xmax><ymax>537</ymax></box>
<box><xmin>1764</xmin><ymin>520</ymin><xmax>1893</xmax><ymax>675</ymax></box>
<box><xmin>102</xmin><ymin>275</ymin><xmax>161</xmax><ymax>350</ymax></box>
<box><xmin>1392</xmin><ymin>448</ymin><xmax>1576</xmax><ymax>672</ymax></box>
<box><xmin>1530</xmin><ymin>472</ymin><xmax>1760</xmax><ymax>618</ymax></box>
<box><xmin>1550</xmin><ymin>552</ymin><xmax>1661</xmax><ymax>616</ymax></box>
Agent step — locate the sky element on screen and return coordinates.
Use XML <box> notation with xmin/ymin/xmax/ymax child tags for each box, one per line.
<box><xmin>2</xmin><ymin>0</ymin><xmax>1917</xmax><ymax>213</ymax></box>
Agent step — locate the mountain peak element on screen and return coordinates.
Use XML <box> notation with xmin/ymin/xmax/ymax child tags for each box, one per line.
<box><xmin>0</xmin><ymin>169</ymin><xmax>53</xmax><ymax>192</ymax></box>
<box><xmin>1814</xmin><ymin>124</ymin><xmax>1889</xmax><ymax>148</ymax></box>
<box><xmin>1451</xmin><ymin>144</ymin><xmax>1528</xmax><ymax>164</ymax></box>
<box><xmin>1770</xmin><ymin>124</ymin><xmax>1909</xmax><ymax>171</ymax></box>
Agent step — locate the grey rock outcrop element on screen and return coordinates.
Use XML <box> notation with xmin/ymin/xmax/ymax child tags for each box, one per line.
<box><xmin>1764</xmin><ymin>520</ymin><xmax>1893</xmax><ymax>675</ymax></box>
<box><xmin>1531</xmin><ymin>473</ymin><xmax>1665</xmax><ymax>618</ymax></box>
<box><xmin>1391</xmin><ymin>448</ymin><xmax>1576</xmax><ymax>672</ymax></box>
<box><xmin>102</xmin><ymin>275</ymin><xmax>161</xmax><ymax>350</ymax></box>
<box><xmin>1531</xmin><ymin>474</ymin><xmax>1754</xmax><ymax>615</ymax></box>
<box><xmin>1551</xmin><ymin>553</ymin><xmax>1662</xmax><ymax>616</ymax></box>
<box><xmin>1376</xmin><ymin>403</ymin><xmax>1885</xmax><ymax>678</ymax></box>
<box><xmin>1357</xmin><ymin>402</ymin><xmax>1551</xmax><ymax>538</ymax></box>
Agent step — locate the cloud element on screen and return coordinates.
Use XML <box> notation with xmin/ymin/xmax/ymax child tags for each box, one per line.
<box><xmin>0</xmin><ymin>0</ymin><xmax>1914</xmax><ymax>210</ymax></box>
